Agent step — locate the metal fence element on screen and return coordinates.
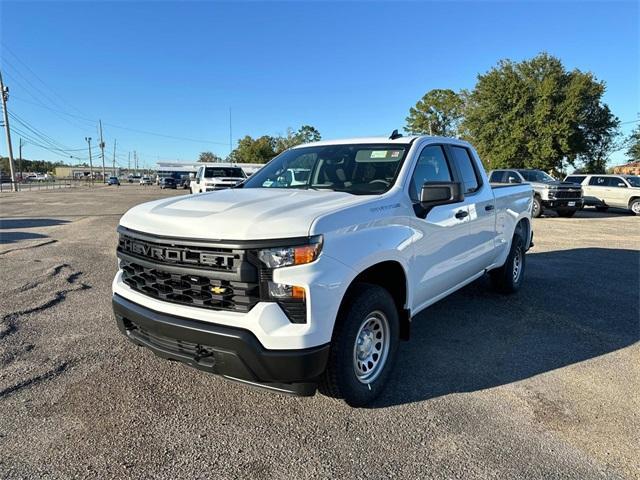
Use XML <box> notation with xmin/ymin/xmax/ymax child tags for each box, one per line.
<box><xmin>0</xmin><ymin>178</ymin><xmax>101</xmax><ymax>193</ymax></box>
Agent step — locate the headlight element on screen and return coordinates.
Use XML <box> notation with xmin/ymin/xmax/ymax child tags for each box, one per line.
<box><xmin>258</xmin><ymin>237</ymin><xmax>322</xmax><ymax>268</ymax></box>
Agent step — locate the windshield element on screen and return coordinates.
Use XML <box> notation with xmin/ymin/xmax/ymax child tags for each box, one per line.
<box><xmin>242</xmin><ymin>144</ymin><xmax>409</xmax><ymax>195</ymax></box>
<box><xmin>518</xmin><ymin>170</ymin><xmax>556</xmax><ymax>183</ymax></box>
<box><xmin>625</xmin><ymin>176</ymin><xmax>640</xmax><ymax>187</ymax></box>
<box><xmin>203</xmin><ymin>167</ymin><xmax>245</xmax><ymax>178</ymax></box>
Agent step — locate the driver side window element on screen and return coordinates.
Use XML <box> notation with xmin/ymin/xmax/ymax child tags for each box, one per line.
<box><xmin>409</xmin><ymin>145</ymin><xmax>452</xmax><ymax>201</ymax></box>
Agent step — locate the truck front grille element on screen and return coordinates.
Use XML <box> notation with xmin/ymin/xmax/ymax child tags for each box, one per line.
<box><xmin>120</xmin><ymin>259</ymin><xmax>259</xmax><ymax>312</ymax></box>
<box><xmin>554</xmin><ymin>190</ymin><xmax>582</xmax><ymax>199</ymax></box>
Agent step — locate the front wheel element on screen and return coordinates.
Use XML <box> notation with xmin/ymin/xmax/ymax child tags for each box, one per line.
<box><xmin>319</xmin><ymin>283</ymin><xmax>399</xmax><ymax>407</ymax></box>
<box><xmin>629</xmin><ymin>199</ymin><xmax>640</xmax><ymax>216</ymax></box>
<box><xmin>490</xmin><ymin>233</ymin><xmax>526</xmax><ymax>294</ymax></box>
<box><xmin>532</xmin><ymin>196</ymin><xmax>543</xmax><ymax>218</ymax></box>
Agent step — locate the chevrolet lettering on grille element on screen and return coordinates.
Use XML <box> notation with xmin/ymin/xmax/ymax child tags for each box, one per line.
<box><xmin>119</xmin><ymin>237</ymin><xmax>235</xmax><ymax>269</ymax></box>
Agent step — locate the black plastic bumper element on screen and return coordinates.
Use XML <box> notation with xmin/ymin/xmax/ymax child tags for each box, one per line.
<box><xmin>112</xmin><ymin>294</ymin><xmax>329</xmax><ymax>396</ymax></box>
<box><xmin>542</xmin><ymin>199</ymin><xmax>584</xmax><ymax>209</ymax></box>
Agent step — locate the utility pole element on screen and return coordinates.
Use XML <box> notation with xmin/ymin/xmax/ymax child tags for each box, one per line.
<box><xmin>134</xmin><ymin>150</ymin><xmax>138</xmax><ymax>174</ymax></box>
<box><xmin>112</xmin><ymin>139</ymin><xmax>117</xmax><ymax>174</ymax></box>
<box><xmin>0</xmin><ymin>70</ymin><xmax>18</xmax><ymax>191</ymax></box>
<box><xmin>19</xmin><ymin>138</ymin><xmax>23</xmax><ymax>182</ymax></box>
<box><xmin>229</xmin><ymin>107</ymin><xmax>233</xmax><ymax>164</ymax></box>
<box><xmin>128</xmin><ymin>151</ymin><xmax>130</xmax><ymax>173</ymax></box>
<box><xmin>98</xmin><ymin>120</ymin><xmax>106</xmax><ymax>181</ymax></box>
<box><xmin>85</xmin><ymin>136</ymin><xmax>93</xmax><ymax>185</ymax></box>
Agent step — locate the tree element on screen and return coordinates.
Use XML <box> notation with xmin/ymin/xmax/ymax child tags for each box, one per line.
<box><xmin>228</xmin><ymin>135</ymin><xmax>277</xmax><ymax>164</ymax></box>
<box><xmin>624</xmin><ymin>124</ymin><xmax>640</xmax><ymax>162</ymax></box>
<box><xmin>228</xmin><ymin>125</ymin><xmax>322</xmax><ymax>163</ymax></box>
<box><xmin>405</xmin><ymin>89</ymin><xmax>465</xmax><ymax>137</ymax></box>
<box><xmin>198</xmin><ymin>151</ymin><xmax>223</xmax><ymax>163</ymax></box>
<box><xmin>273</xmin><ymin>125</ymin><xmax>322</xmax><ymax>154</ymax></box>
<box><xmin>462</xmin><ymin>53</ymin><xmax>620</xmax><ymax>172</ymax></box>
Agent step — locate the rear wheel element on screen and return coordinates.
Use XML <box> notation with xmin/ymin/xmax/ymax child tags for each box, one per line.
<box><xmin>319</xmin><ymin>283</ymin><xmax>399</xmax><ymax>407</ymax></box>
<box><xmin>557</xmin><ymin>209</ymin><xmax>577</xmax><ymax>218</ymax></box>
<box><xmin>532</xmin><ymin>196</ymin><xmax>543</xmax><ymax>218</ymax></box>
<box><xmin>490</xmin><ymin>233</ymin><xmax>526</xmax><ymax>294</ymax></box>
<box><xmin>630</xmin><ymin>199</ymin><xmax>640</xmax><ymax>216</ymax></box>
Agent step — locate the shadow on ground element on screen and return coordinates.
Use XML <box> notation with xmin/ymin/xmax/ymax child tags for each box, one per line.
<box><xmin>0</xmin><ymin>231</ymin><xmax>50</xmax><ymax>244</ymax></box>
<box><xmin>373</xmin><ymin>247</ymin><xmax>639</xmax><ymax>408</ymax></box>
<box><xmin>0</xmin><ymin>218</ymin><xmax>70</xmax><ymax>229</ymax></box>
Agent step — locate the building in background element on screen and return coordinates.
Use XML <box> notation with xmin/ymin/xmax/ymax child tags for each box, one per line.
<box><xmin>612</xmin><ymin>161</ymin><xmax>640</xmax><ymax>175</ymax></box>
<box><xmin>54</xmin><ymin>166</ymin><xmax>121</xmax><ymax>179</ymax></box>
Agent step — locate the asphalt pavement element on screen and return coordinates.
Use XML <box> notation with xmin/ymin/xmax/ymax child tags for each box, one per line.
<box><xmin>0</xmin><ymin>184</ymin><xmax>638</xmax><ymax>479</ymax></box>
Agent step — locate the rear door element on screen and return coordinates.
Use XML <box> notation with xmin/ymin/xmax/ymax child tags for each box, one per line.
<box><xmin>447</xmin><ymin>145</ymin><xmax>499</xmax><ymax>275</ymax></box>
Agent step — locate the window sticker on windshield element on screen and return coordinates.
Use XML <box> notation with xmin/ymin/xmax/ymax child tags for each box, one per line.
<box><xmin>391</xmin><ymin>150</ymin><xmax>400</xmax><ymax>158</ymax></box>
<box><xmin>370</xmin><ymin>151</ymin><xmax>388</xmax><ymax>159</ymax></box>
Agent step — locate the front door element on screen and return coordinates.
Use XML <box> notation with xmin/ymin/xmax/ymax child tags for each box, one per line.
<box><xmin>409</xmin><ymin>144</ymin><xmax>472</xmax><ymax>311</ymax></box>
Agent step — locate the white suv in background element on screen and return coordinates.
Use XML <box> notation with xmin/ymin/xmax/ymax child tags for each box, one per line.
<box><xmin>564</xmin><ymin>174</ymin><xmax>640</xmax><ymax>215</ymax></box>
<box><xmin>190</xmin><ymin>165</ymin><xmax>246</xmax><ymax>193</ymax></box>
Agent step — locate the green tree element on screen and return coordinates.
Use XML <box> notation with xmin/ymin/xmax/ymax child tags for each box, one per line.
<box><xmin>405</xmin><ymin>89</ymin><xmax>465</xmax><ymax>137</ymax></box>
<box><xmin>462</xmin><ymin>53</ymin><xmax>620</xmax><ymax>172</ymax></box>
<box><xmin>273</xmin><ymin>125</ymin><xmax>322</xmax><ymax>154</ymax></box>
<box><xmin>624</xmin><ymin>124</ymin><xmax>640</xmax><ymax>162</ymax></box>
<box><xmin>198</xmin><ymin>151</ymin><xmax>223</xmax><ymax>163</ymax></box>
<box><xmin>228</xmin><ymin>135</ymin><xmax>277</xmax><ymax>164</ymax></box>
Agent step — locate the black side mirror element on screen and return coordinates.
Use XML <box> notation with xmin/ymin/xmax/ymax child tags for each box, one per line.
<box><xmin>196</xmin><ymin>178</ymin><xmax>200</xmax><ymax>184</ymax></box>
<box><xmin>418</xmin><ymin>182</ymin><xmax>464</xmax><ymax>216</ymax></box>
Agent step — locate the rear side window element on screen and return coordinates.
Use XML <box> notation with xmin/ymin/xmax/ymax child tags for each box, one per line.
<box><xmin>565</xmin><ymin>175</ymin><xmax>586</xmax><ymax>185</ymax></box>
<box><xmin>450</xmin><ymin>146</ymin><xmax>480</xmax><ymax>193</ymax></box>
<box><xmin>589</xmin><ymin>176</ymin><xmax>607</xmax><ymax>186</ymax></box>
<box><xmin>489</xmin><ymin>171</ymin><xmax>504</xmax><ymax>182</ymax></box>
<box><xmin>410</xmin><ymin>145</ymin><xmax>452</xmax><ymax>201</ymax></box>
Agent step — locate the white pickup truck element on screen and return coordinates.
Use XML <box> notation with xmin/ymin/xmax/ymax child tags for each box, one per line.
<box><xmin>112</xmin><ymin>134</ymin><xmax>533</xmax><ymax>406</ymax></box>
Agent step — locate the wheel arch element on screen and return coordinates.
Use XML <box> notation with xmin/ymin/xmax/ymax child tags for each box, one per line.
<box><xmin>338</xmin><ymin>261</ymin><xmax>411</xmax><ymax>341</ymax></box>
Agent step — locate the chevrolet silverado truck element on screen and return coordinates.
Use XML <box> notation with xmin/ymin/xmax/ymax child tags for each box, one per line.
<box><xmin>190</xmin><ymin>165</ymin><xmax>247</xmax><ymax>194</ymax></box>
<box><xmin>489</xmin><ymin>169</ymin><xmax>583</xmax><ymax>218</ymax></box>
<box><xmin>113</xmin><ymin>134</ymin><xmax>533</xmax><ymax>406</ymax></box>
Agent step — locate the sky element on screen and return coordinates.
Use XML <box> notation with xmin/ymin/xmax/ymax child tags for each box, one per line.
<box><xmin>0</xmin><ymin>1</ymin><xmax>638</xmax><ymax>169</ymax></box>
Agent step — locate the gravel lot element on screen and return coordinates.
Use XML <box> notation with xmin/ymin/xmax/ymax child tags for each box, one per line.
<box><xmin>1</xmin><ymin>185</ymin><xmax>638</xmax><ymax>479</ymax></box>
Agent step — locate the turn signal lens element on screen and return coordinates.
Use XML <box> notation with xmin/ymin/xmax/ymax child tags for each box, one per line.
<box><xmin>268</xmin><ymin>282</ymin><xmax>306</xmax><ymax>299</ymax></box>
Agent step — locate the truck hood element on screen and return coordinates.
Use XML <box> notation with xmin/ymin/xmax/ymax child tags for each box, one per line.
<box><xmin>529</xmin><ymin>181</ymin><xmax>580</xmax><ymax>189</ymax></box>
<box><xmin>119</xmin><ymin>188</ymin><xmax>371</xmax><ymax>240</ymax></box>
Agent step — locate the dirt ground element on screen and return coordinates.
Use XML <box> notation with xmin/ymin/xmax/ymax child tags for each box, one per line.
<box><xmin>1</xmin><ymin>185</ymin><xmax>638</xmax><ymax>479</ymax></box>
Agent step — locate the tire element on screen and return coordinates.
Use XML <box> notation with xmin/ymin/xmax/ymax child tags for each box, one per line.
<box><xmin>490</xmin><ymin>233</ymin><xmax>526</xmax><ymax>294</ymax></box>
<box><xmin>629</xmin><ymin>199</ymin><xmax>640</xmax><ymax>216</ymax></box>
<box><xmin>532</xmin><ymin>196</ymin><xmax>543</xmax><ymax>218</ymax></box>
<box><xmin>595</xmin><ymin>205</ymin><xmax>609</xmax><ymax>212</ymax></box>
<box><xmin>319</xmin><ymin>283</ymin><xmax>400</xmax><ymax>407</ymax></box>
<box><xmin>556</xmin><ymin>209</ymin><xmax>577</xmax><ymax>218</ymax></box>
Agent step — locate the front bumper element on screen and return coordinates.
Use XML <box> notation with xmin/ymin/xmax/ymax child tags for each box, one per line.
<box><xmin>542</xmin><ymin>199</ymin><xmax>584</xmax><ymax>209</ymax></box>
<box><xmin>112</xmin><ymin>293</ymin><xmax>329</xmax><ymax>395</ymax></box>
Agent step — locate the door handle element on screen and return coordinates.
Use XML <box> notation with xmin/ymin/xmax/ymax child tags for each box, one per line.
<box><xmin>455</xmin><ymin>210</ymin><xmax>469</xmax><ymax>220</ymax></box>
<box><xmin>485</xmin><ymin>204</ymin><xmax>495</xmax><ymax>211</ymax></box>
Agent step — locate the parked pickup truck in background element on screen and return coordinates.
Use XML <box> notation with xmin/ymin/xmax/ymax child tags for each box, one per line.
<box><xmin>190</xmin><ymin>165</ymin><xmax>247</xmax><ymax>194</ymax></box>
<box><xmin>489</xmin><ymin>169</ymin><xmax>583</xmax><ymax>218</ymax></box>
<box><xmin>564</xmin><ymin>174</ymin><xmax>640</xmax><ymax>215</ymax></box>
<box><xmin>113</xmin><ymin>134</ymin><xmax>533</xmax><ymax>406</ymax></box>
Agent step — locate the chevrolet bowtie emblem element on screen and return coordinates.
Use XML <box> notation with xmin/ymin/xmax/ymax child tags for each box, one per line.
<box><xmin>211</xmin><ymin>286</ymin><xmax>227</xmax><ymax>294</ymax></box>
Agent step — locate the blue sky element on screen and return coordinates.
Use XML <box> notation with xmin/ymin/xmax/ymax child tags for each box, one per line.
<box><xmin>1</xmin><ymin>1</ymin><xmax>638</xmax><ymax>168</ymax></box>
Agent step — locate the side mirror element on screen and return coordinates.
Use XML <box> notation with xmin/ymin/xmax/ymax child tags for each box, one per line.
<box><xmin>508</xmin><ymin>177</ymin><xmax>520</xmax><ymax>184</ymax></box>
<box><xmin>196</xmin><ymin>178</ymin><xmax>200</xmax><ymax>184</ymax></box>
<box><xmin>617</xmin><ymin>182</ymin><xmax>626</xmax><ymax>187</ymax></box>
<box><xmin>420</xmin><ymin>182</ymin><xmax>464</xmax><ymax>212</ymax></box>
